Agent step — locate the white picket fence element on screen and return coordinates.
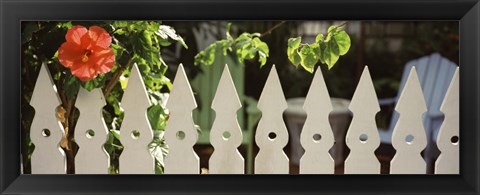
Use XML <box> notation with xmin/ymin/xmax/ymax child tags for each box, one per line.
<box><xmin>28</xmin><ymin>62</ymin><xmax>459</xmax><ymax>174</ymax></box>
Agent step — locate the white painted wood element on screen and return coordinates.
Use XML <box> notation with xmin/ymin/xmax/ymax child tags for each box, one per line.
<box><xmin>435</xmin><ymin>68</ymin><xmax>459</xmax><ymax>174</ymax></box>
<box><xmin>344</xmin><ymin>66</ymin><xmax>381</xmax><ymax>174</ymax></box>
<box><xmin>30</xmin><ymin>63</ymin><xmax>66</xmax><ymax>174</ymax></box>
<box><xmin>74</xmin><ymin>88</ymin><xmax>109</xmax><ymax>174</ymax></box>
<box><xmin>255</xmin><ymin>65</ymin><xmax>289</xmax><ymax>174</ymax></box>
<box><xmin>164</xmin><ymin>64</ymin><xmax>200</xmax><ymax>174</ymax></box>
<box><xmin>119</xmin><ymin>64</ymin><xmax>154</xmax><ymax>174</ymax></box>
<box><xmin>299</xmin><ymin>68</ymin><xmax>334</xmax><ymax>174</ymax></box>
<box><xmin>390</xmin><ymin>67</ymin><xmax>428</xmax><ymax>174</ymax></box>
<box><xmin>209</xmin><ymin>65</ymin><xmax>244</xmax><ymax>174</ymax></box>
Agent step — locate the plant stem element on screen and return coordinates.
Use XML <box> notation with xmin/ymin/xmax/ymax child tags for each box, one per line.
<box><xmin>103</xmin><ymin>59</ymin><xmax>133</xmax><ymax>97</ymax></box>
<box><xmin>260</xmin><ymin>21</ymin><xmax>286</xmax><ymax>37</ymax></box>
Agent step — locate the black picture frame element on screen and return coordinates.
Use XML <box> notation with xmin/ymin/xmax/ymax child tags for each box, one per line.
<box><xmin>1</xmin><ymin>0</ymin><xmax>479</xmax><ymax>194</ymax></box>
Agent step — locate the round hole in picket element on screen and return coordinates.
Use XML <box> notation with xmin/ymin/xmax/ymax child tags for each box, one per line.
<box><xmin>131</xmin><ymin>130</ymin><xmax>140</xmax><ymax>140</ymax></box>
<box><xmin>313</xmin><ymin>134</ymin><xmax>322</xmax><ymax>143</ymax></box>
<box><xmin>86</xmin><ymin>129</ymin><xmax>95</xmax><ymax>139</ymax></box>
<box><xmin>359</xmin><ymin>134</ymin><xmax>368</xmax><ymax>143</ymax></box>
<box><xmin>451</xmin><ymin>135</ymin><xmax>459</xmax><ymax>145</ymax></box>
<box><xmin>405</xmin><ymin>134</ymin><xmax>414</xmax><ymax>144</ymax></box>
<box><xmin>41</xmin><ymin>129</ymin><xmax>50</xmax><ymax>137</ymax></box>
<box><xmin>268</xmin><ymin>132</ymin><xmax>277</xmax><ymax>141</ymax></box>
<box><xmin>222</xmin><ymin>131</ymin><xmax>231</xmax><ymax>140</ymax></box>
<box><xmin>176</xmin><ymin>131</ymin><xmax>186</xmax><ymax>140</ymax></box>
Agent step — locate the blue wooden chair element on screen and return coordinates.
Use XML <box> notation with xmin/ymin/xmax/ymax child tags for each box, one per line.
<box><xmin>378</xmin><ymin>53</ymin><xmax>458</xmax><ymax>173</ymax></box>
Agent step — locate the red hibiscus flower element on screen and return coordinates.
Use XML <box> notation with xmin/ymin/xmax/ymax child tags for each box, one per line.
<box><xmin>58</xmin><ymin>25</ymin><xmax>115</xmax><ymax>81</ymax></box>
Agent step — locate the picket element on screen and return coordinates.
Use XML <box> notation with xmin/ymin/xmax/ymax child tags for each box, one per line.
<box><xmin>344</xmin><ymin>66</ymin><xmax>381</xmax><ymax>174</ymax></box>
<box><xmin>164</xmin><ymin>64</ymin><xmax>200</xmax><ymax>174</ymax></box>
<box><xmin>299</xmin><ymin>68</ymin><xmax>335</xmax><ymax>174</ymax></box>
<box><xmin>28</xmin><ymin>64</ymin><xmax>459</xmax><ymax>175</ymax></box>
<box><xmin>30</xmin><ymin>63</ymin><xmax>66</xmax><ymax>174</ymax></box>
<box><xmin>435</xmin><ymin>68</ymin><xmax>459</xmax><ymax>174</ymax></box>
<box><xmin>74</xmin><ymin>88</ymin><xmax>109</xmax><ymax>174</ymax></box>
<box><xmin>390</xmin><ymin>67</ymin><xmax>428</xmax><ymax>174</ymax></box>
<box><xmin>255</xmin><ymin>65</ymin><xmax>289</xmax><ymax>174</ymax></box>
<box><xmin>209</xmin><ymin>65</ymin><xmax>244</xmax><ymax>174</ymax></box>
<box><xmin>119</xmin><ymin>64</ymin><xmax>155</xmax><ymax>174</ymax></box>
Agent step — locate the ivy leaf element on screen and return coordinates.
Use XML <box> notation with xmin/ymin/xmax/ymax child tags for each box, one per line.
<box><xmin>299</xmin><ymin>44</ymin><xmax>318</xmax><ymax>73</ymax></box>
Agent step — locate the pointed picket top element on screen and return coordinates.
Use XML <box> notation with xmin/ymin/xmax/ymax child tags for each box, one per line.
<box><xmin>300</xmin><ymin>68</ymin><xmax>335</xmax><ymax>174</ymax></box>
<box><xmin>209</xmin><ymin>65</ymin><xmax>244</xmax><ymax>174</ymax></box>
<box><xmin>435</xmin><ymin>67</ymin><xmax>459</xmax><ymax>174</ymax></box>
<box><xmin>394</xmin><ymin>67</ymin><xmax>427</xmax><ymax>115</ymax></box>
<box><xmin>164</xmin><ymin>64</ymin><xmax>199</xmax><ymax>174</ymax></box>
<box><xmin>348</xmin><ymin>66</ymin><xmax>380</xmax><ymax>114</ymax></box>
<box><xmin>255</xmin><ymin>65</ymin><xmax>289</xmax><ymax>174</ymax></box>
<box><xmin>30</xmin><ymin>63</ymin><xmax>62</xmax><ymax>112</ymax></box>
<box><xmin>303</xmin><ymin>69</ymin><xmax>333</xmax><ymax>114</ymax></box>
<box><xmin>119</xmin><ymin>63</ymin><xmax>154</xmax><ymax>174</ymax></box>
<box><xmin>166</xmin><ymin>64</ymin><xmax>197</xmax><ymax>113</ymax></box>
<box><xmin>75</xmin><ymin>87</ymin><xmax>106</xmax><ymax>113</ymax></box>
<box><xmin>390</xmin><ymin>67</ymin><xmax>428</xmax><ymax>174</ymax></box>
<box><xmin>74</xmin><ymin>88</ymin><xmax>109</xmax><ymax>174</ymax></box>
<box><xmin>211</xmin><ymin>65</ymin><xmax>242</xmax><ymax>112</ymax></box>
<box><xmin>257</xmin><ymin>65</ymin><xmax>288</xmax><ymax>112</ymax></box>
<box><xmin>121</xmin><ymin>63</ymin><xmax>151</xmax><ymax>112</ymax></box>
<box><xmin>30</xmin><ymin>63</ymin><xmax>66</xmax><ymax>174</ymax></box>
<box><xmin>344</xmin><ymin>66</ymin><xmax>381</xmax><ymax>174</ymax></box>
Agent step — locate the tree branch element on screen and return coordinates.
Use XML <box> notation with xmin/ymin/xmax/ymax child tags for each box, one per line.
<box><xmin>260</xmin><ymin>21</ymin><xmax>286</xmax><ymax>37</ymax></box>
<box><xmin>103</xmin><ymin>59</ymin><xmax>133</xmax><ymax>97</ymax></box>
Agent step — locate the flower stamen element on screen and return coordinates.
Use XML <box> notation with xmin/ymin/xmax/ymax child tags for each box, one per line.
<box><xmin>82</xmin><ymin>55</ymin><xmax>89</xmax><ymax>62</ymax></box>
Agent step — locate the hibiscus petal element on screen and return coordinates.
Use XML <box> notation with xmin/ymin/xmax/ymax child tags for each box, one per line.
<box><xmin>91</xmin><ymin>48</ymin><xmax>115</xmax><ymax>74</ymax></box>
<box><xmin>88</xmin><ymin>26</ymin><xmax>112</xmax><ymax>49</ymax></box>
<box><xmin>71</xmin><ymin>62</ymin><xmax>97</xmax><ymax>81</ymax></box>
<box><xmin>65</xmin><ymin>25</ymin><xmax>88</xmax><ymax>45</ymax></box>
<box><xmin>58</xmin><ymin>42</ymin><xmax>84</xmax><ymax>68</ymax></box>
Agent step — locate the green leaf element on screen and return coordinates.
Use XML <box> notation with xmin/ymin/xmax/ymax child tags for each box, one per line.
<box><xmin>132</xmin><ymin>31</ymin><xmax>162</xmax><ymax>70</ymax></box>
<box><xmin>287</xmin><ymin>37</ymin><xmax>301</xmax><ymax>54</ymax></box>
<box><xmin>332</xmin><ymin>30</ymin><xmax>351</xmax><ymax>55</ymax></box>
<box><xmin>111</xmin><ymin>43</ymin><xmax>126</xmax><ymax>61</ymax></box>
<box><xmin>288</xmin><ymin>49</ymin><xmax>301</xmax><ymax>67</ymax></box>
<box><xmin>321</xmin><ymin>40</ymin><xmax>340</xmax><ymax>69</ymax></box>
<box><xmin>112</xmin><ymin>21</ymin><xmax>129</xmax><ymax>29</ymax></box>
<box><xmin>299</xmin><ymin>44</ymin><xmax>318</xmax><ymax>73</ymax></box>
<box><xmin>194</xmin><ymin>43</ymin><xmax>216</xmax><ymax>66</ymax></box>
<box><xmin>255</xmin><ymin>38</ymin><xmax>269</xmax><ymax>55</ymax></box>
<box><xmin>315</xmin><ymin>34</ymin><xmax>324</xmax><ymax>43</ymax></box>
<box><xmin>258</xmin><ymin>51</ymin><xmax>267</xmax><ymax>67</ymax></box>
<box><xmin>81</xmin><ymin>74</ymin><xmax>107</xmax><ymax>91</ymax></box>
<box><xmin>63</xmin><ymin>73</ymin><xmax>80</xmax><ymax>99</ymax></box>
<box><xmin>147</xmin><ymin>104</ymin><xmax>167</xmax><ymax>130</ymax></box>
<box><xmin>220</xmin><ymin>39</ymin><xmax>234</xmax><ymax>56</ymax></box>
